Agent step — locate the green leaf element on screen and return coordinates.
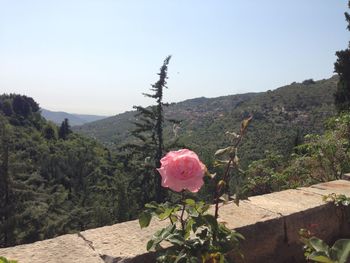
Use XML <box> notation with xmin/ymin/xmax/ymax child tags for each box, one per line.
<box><xmin>194</xmin><ymin>200</ymin><xmax>209</xmax><ymax>214</ymax></box>
<box><xmin>158</xmin><ymin>224</ymin><xmax>176</xmax><ymax>240</ymax></box>
<box><xmin>145</xmin><ymin>201</ymin><xmax>159</xmax><ymax>209</ymax></box>
<box><xmin>330</xmin><ymin>239</ymin><xmax>350</xmax><ymax>263</ymax></box>
<box><xmin>185</xmin><ymin>198</ymin><xmax>196</xmax><ymax>206</ymax></box>
<box><xmin>232</xmin><ymin>231</ymin><xmax>245</xmax><ymax>241</ymax></box>
<box><xmin>170</xmin><ymin>214</ymin><xmax>178</xmax><ymax>223</ymax></box>
<box><xmin>166</xmin><ymin>232</ymin><xmax>185</xmax><ymax>246</ymax></box>
<box><xmin>200</xmin><ymin>204</ymin><xmax>210</xmax><ymax>214</ymax></box>
<box><xmin>308</xmin><ymin>251</ymin><xmax>333</xmax><ymax>263</ymax></box>
<box><xmin>174</xmin><ymin>250</ymin><xmax>186</xmax><ymax>263</ymax></box>
<box><xmin>185</xmin><ymin>218</ymin><xmax>195</xmax><ymax>239</ymax></box>
<box><xmin>309</xmin><ymin>237</ymin><xmax>331</xmax><ymax>254</ymax></box>
<box><xmin>139</xmin><ymin>211</ymin><xmax>152</xmax><ymax>228</ymax></box>
<box><xmin>187</xmin><ymin>206</ymin><xmax>199</xmax><ymax>217</ymax></box>
<box><xmin>203</xmin><ymin>214</ymin><xmax>218</xmax><ymax>231</ymax></box>
<box><xmin>158</xmin><ymin>208</ymin><xmax>174</xmax><ymax>220</ymax></box>
<box><xmin>146</xmin><ymin>239</ymin><xmax>154</xmax><ymax>251</ymax></box>
<box><xmin>147</xmin><ymin>225</ymin><xmax>175</xmax><ymax>251</ymax></box>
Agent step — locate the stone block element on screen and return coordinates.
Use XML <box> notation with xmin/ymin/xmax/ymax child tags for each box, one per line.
<box><xmin>0</xmin><ymin>234</ymin><xmax>104</xmax><ymax>263</ymax></box>
<box><xmin>299</xmin><ymin>179</ymin><xmax>350</xmax><ymax>196</ymax></box>
<box><xmin>81</xmin><ymin>198</ymin><xmax>280</xmax><ymax>262</ymax></box>
<box><xmin>246</xmin><ymin>189</ymin><xmax>325</xmax><ymax>216</ymax></box>
<box><xmin>80</xmin><ymin>217</ymin><xmax>168</xmax><ymax>262</ymax></box>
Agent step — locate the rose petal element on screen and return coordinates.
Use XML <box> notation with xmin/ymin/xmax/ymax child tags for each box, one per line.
<box><xmin>157</xmin><ymin>149</ymin><xmax>206</xmax><ymax>193</ymax></box>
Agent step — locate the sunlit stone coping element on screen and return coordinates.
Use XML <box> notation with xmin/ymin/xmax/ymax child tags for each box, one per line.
<box><xmin>1</xmin><ymin>180</ymin><xmax>350</xmax><ymax>263</ymax></box>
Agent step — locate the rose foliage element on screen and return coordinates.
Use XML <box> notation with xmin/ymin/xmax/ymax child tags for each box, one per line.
<box><xmin>140</xmin><ymin>117</ymin><xmax>252</xmax><ymax>263</ymax></box>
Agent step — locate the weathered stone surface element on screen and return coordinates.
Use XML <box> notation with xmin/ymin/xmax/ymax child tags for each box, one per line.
<box><xmin>232</xmin><ymin>216</ymin><xmax>285</xmax><ymax>263</ymax></box>
<box><xmin>246</xmin><ymin>189</ymin><xmax>325</xmax><ymax>216</ymax></box>
<box><xmin>1</xmin><ymin>180</ymin><xmax>349</xmax><ymax>263</ymax></box>
<box><xmin>0</xmin><ymin>234</ymin><xmax>104</xmax><ymax>263</ymax></box>
<box><xmin>212</xmin><ymin>199</ymin><xmax>280</xmax><ymax>229</ymax></box>
<box><xmin>299</xmin><ymin>179</ymin><xmax>350</xmax><ymax>196</ymax></box>
<box><xmin>80</xmin><ymin>217</ymin><xmax>168</xmax><ymax>261</ymax></box>
<box><xmin>299</xmin><ymin>180</ymin><xmax>350</xmax><ymax>239</ymax></box>
<box><xmin>232</xmin><ymin>180</ymin><xmax>350</xmax><ymax>263</ymax></box>
<box><xmin>81</xmin><ymin>199</ymin><xmax>279</xmax><ymax>262</ymax></box>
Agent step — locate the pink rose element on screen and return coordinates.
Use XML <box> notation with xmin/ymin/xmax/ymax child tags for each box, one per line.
<box><xmin>157</xmin><ymin>149</ymin><xmax>206</xmax><ymax>193</ymax></box>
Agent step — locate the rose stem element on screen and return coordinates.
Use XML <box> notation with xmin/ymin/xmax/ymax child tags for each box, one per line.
<box><xmin>214</xmin><ymin>117</ymin><xmax>251</xmax><ymax>219</ymax></box>
<box><xmin>180</xmin><ymin>191</ymin><xmax>186</xmax><ymax>232</ymax></box>
<box><xmin>214</xmin><ymin>158</ymin><xmax>233</xmax><ymax>219</ymax></box>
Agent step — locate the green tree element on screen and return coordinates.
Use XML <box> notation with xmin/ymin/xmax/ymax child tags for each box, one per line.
<box><xmin>58</xmin><ymin>118</ymin><xmax>71</xmax><ymax>140</ymax></box>
<box><xmin>334</xmin><ymin>1</ymin><xmax>350</xmax><ymax>112</ymax></box>
<box><xmin>11</xmin><ymin>95</ymin><xmax>39</xmax><ymax>117</ymax></box>
<box><xmin>123</xmin><ymin>56</ymin><xmax>172</xmax><ymax>203</ymax></box>
<box><xmin>43</xmin><ymin>122</ymin><xmax>57</xmax><ymax>140</ymax></box>
<box><xmin>0</xmin><ymin>94</ymin><xmax>129</xmax><ymax>247</ymax></box>
<box><xmin>0</xmin><ymin>116</ymin><xmax>11</xmax><ymax>247</ymax></box>
<box><xmin>0</xmin><ymin>114</ymin><xmax>50</xmax><ymax>246</ymax></box>
<box><xmin>1</xmin><ymin>100</ymin><xmax>13</xmax><ymax>117</ymax></box>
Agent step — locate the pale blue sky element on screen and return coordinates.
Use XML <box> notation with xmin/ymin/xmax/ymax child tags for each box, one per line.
<box><xmin>0</xmin><ymin>1</ymin><xmax>349</xmax><ymax>115</ymax></box>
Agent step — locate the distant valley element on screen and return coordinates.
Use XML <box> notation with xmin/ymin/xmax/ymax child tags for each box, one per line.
<box><xmin>41</xmin><ymin>108</ymin><xmax>109</xmax><ymax>126</ymax></box>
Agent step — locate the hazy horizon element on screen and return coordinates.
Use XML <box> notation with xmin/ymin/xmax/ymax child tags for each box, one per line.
<box><xmin>39</xmin><ymin>74</ymin><xmax>337</xmax><ymax>117</ymax></box>
<box><xmin>1</xmin><ymin>1</ymin><xmax>348</xmax><ymax>115</ymax></box>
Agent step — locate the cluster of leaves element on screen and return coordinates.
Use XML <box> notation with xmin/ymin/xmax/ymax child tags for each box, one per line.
<box><xmin>323</xmin><ymin>193</ymin><xmax>350</xmax><ymax>207</ymax></box>
<box><xmin>299</xmin><ymin>230</ymin><xmax>350</xmax><ymax>263</ymax></box>
<box><xmin>139</xmin><ymin>199</ymin><xmax>243</xmax><ymax>263</ymax></box>
<box><xmin>0</xmin><ymin>94</ymin><xmax>130</xmax><ymax>248</ymax></box>
<box><xmin>243</xmin><ymin>152</ymin><xmax>289</xmax><ymax>196</ymax></box>
<box><xmin>244</xmin><ymin>113</ymin><xmax>350</xmax><ymax>196</ymax></box>
<box><xmin>211</xmin><ymin>117</ymin><xmax>252</xmax><ymax>214</ymax></box>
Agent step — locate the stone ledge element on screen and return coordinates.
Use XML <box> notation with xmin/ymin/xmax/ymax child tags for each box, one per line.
<box><xmin>0</xmin><ymin>233</ymin><xmax>104</xmax><ymax>263</ymax></box>
<box><xmin>1</xmin><ymin>180</ymin><xmax>349</xmax><ymax>263</ymax></box>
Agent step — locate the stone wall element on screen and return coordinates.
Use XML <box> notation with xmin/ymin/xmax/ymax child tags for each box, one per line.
<box><xmin>1</xmin><ymin>180</ymin><xmax>350</xmax><ymax>263</ymax></box>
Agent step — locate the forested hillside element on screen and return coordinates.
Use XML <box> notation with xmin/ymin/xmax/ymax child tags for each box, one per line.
<box><xmin>0</xmin><ymin>76</ymin><xmax>339</xmax><ymax>248</ymax></box>
<box><xmin>75</xmin><ymin>76</ymin><xmax>337</xmax><ymax>166</ymax></box>
<box><xmin>0</xmin><ymin>94</ymin><xmax>129</xmax><ymax>248</ymax></box>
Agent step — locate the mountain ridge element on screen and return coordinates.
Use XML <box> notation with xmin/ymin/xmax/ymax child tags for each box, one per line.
<box><xmin>41</xmin><ymin>108</ymin><xmax>108</xmax><ymax>126</ymax></box>
<box><xmin>74</xmin><ymin>76</ymin><xmax>338</xmax><ymax>165</ymax></box>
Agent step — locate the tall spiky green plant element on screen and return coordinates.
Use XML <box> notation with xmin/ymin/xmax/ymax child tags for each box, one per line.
<box><xmin>123</xmin><ymin>56</ymin><xmax>172</xmax><ymax>204</ymax></box>
<box><xmin>334</xmin><ymin>1</ymin><xmax>350</xmax><ymax>112</ymax></box>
